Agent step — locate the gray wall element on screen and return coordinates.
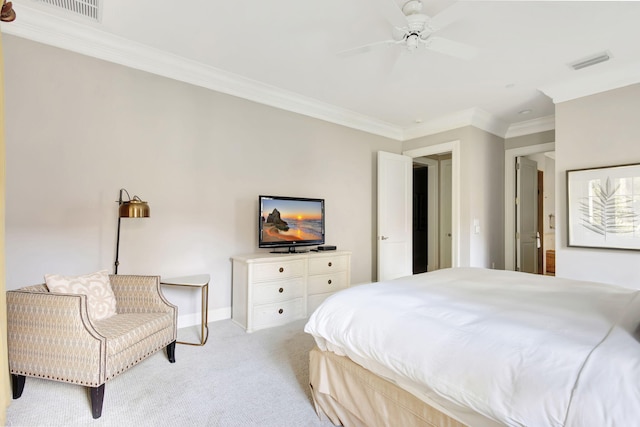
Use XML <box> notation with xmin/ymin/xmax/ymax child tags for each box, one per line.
<box><xmin>3</xmin><ymin>35</ymin><xmax>399</xmax><ymax>323</ymax></box>
<box><xmin>555</xmin><ymin>83</ymin><xmax>640</xmax><ymax>289</ymax></box>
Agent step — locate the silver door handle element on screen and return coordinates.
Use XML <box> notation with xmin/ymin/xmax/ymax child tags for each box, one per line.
<box><xmin>380</xmin><ymin>236</ymin><xmax>389</xmax><ymax>240</ymax></box>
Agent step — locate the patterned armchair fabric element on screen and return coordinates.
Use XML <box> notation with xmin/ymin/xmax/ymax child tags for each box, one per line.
<box><xmin>6</xmin><ymin>275</ymin><xmax>177</xmax><ymax>419</ymax></box>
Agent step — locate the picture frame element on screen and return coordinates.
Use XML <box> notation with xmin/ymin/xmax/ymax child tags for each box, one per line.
<box><xmin>567</xmin><ymin>163</ymin><xmax>640</xmax><ymax>250</ymax></box>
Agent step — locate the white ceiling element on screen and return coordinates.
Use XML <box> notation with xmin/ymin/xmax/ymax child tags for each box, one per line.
<box><xmin>5</xmin><ymin>0</ymin><xmax>640</xmax><ymax>140</ymax></box>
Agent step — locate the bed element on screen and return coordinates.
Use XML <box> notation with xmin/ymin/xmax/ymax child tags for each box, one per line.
<box><xmin>304</xmin><ymin>267</ymin><xmax>640</xmax><ymax>427</ymax></box>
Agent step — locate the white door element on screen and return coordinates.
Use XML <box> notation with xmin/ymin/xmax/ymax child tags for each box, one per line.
<box><xmin>439</xmin><ymin>158</ymin><xmax>452</xmax><ymax>268</ymax></box>
<box><xmin>516</xmin><ymin>156</ymin><xmax>538</xmax><ymax>273</ymax></box>
<box><xmin>377</xmin><ymin>151</ymin><xmax>412</xmax><ymax>281</ymax></box>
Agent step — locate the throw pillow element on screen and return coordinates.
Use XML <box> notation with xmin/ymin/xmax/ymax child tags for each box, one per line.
<box><xmin>45</xmin><ymin>270</ymin><xmax>117</xmax><ymax>322</ymax></box>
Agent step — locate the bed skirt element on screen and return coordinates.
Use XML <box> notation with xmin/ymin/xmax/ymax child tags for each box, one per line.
<box><xmin>309</xmin><ymin>346</ymin><xmax>467</xmax><ymax>427</ymax></box>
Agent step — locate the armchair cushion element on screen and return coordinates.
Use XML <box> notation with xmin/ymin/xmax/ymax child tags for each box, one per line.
<box><xmin>95</xmin><ymin>312</ymin><xmax>174</xmax><ymax>357</ymax></box>
<box><xmin>45</xmin><ymin>270</ymin><xmax>117</xmax><ymax>321</ymax></box>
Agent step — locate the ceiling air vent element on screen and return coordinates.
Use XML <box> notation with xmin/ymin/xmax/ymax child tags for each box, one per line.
<box><xmin>39</xmin><ymin>0</ymin><xmax>100</xmax><ymax>22</ymax></box>
<box><xmin>569</xmin><ymin>51</ymin><xmax>611</xmax><ymax>71</ymax></box>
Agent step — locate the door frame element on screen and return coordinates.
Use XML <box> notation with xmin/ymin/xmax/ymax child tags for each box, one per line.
<box><xmin>504</xmin><ymin>142</ymin><xmax>555</xmax><ymax>271</ymax></box>
<box><xmin>404</xmin><ymin>140</ymin><xmax>461</xmax><ymax>268</ymax></box>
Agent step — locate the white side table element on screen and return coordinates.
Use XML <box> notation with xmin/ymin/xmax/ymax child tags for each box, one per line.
<box><xmin>161</xmin><ymin>274</ymin><xmax>210</xmax><ymax>346</ymax></box>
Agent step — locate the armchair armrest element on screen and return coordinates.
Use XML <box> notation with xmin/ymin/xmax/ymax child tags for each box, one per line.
<box><xmin>109</xmin><ymin>275</ymin><xmax>177</xmax><ymax>315</ymax></box>
<box><xmin>6</xmin><ymin>289</ymin><xmax>106</xmax><ymax>386</ymax></box>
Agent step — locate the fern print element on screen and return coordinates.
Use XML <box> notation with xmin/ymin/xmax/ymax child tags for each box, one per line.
<box><xmin>579</xmin><ymin>177</ymin><xmax>638</xmax><ymax>239</ymax></box>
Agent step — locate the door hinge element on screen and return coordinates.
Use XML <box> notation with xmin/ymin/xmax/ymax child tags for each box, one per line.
<box><xmin>515</xmin><ymin>197</ymin><xmax>519</xmax><ymax>205</ymax></box>
<box><xmin>516</xmin><ymin>232</ymin><xmax>520</xmax><ymax>240</ymax></box>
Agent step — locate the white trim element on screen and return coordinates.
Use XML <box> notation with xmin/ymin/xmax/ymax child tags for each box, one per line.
<box><xmin>404</xmin><ymin>141</ymin><xmax>461</xmax><ymax>268</ymax></box>
<box><xmin>469</xmin><ymin>109</ymin><xmax>510</xmax><ymax>138</ymax></box>
<box><xmin>2</xmin><ymin>5</ymin><xmax>404</xmax><ymax>141</ymax></box>
<box><xmin>404</xmin><ymin>108</ymin><xmax>510</xmax><ymax>140</ymax></box>
<box><xmin>505</xmin><ymin>115</ymin><xmax>556</xmax><ymax>139</ymax></box>
<box><xmin>2</xmin><ymin>5</ymin><xmax>564</xmax><ymax>141</ymax></box>
<box><xmin>504</xmin><ymin>142</ymin><xmax>555</xmax><ymax>271</ymax></box>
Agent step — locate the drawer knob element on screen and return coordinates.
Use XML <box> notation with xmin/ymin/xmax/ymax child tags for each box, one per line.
<box><xmin>328</xmin><ymin>262</ymin><xmax>332</xmax><ymax>267</ymax></box>
<box><xmin>278</xmin><ymin>287</ymin><xmax>284</xmax><ymax>293</ymax></box>
<box><xmin>327</xmin><ymin>279</ymin><xmax>332</xmax><ymax>285</ymax></box>
<box><xmin>278</xmin><ymin>308</ymin><xmax>284</xmax><ymax>314</ymax></box>
<box><xmin>279</xmin><ymin>267</ymin><xmax>284</xmax><ymax>273</ymax></box>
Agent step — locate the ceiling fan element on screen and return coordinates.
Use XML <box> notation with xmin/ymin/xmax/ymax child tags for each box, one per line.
<box><xmin>339</xmin><ymin>0</ymin><xmax>477</xmax><ymax>60</ymax></box>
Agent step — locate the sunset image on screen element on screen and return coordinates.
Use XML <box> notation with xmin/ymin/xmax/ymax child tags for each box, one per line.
<box><xmin>261</xmin><ymin>198</ymin><xmax>323</xmax><ymax>242</ymax></box>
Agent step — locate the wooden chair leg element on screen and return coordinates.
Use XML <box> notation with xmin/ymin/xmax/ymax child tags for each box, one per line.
<box><xmin>166</xmin><ymin>340</ymin><xmax>176</xmax><ymax>363</ymax></box>
<box><xmin>11</xmin><ymin>374</ymin><xmax>25</xmax><ymax>399</ymax></box>
<box><xmin>89</xmin><ymin>384</ymin><xmax>105</xmax><ymax>419</ymax></box>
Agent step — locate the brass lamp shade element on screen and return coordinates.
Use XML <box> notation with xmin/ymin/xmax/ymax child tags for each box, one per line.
<box><xmin>119</xmin><ymin>198</ymin><xmax>150</xmax><ymax>218</ymax></box>
<box><xmin>115</xmin><ymin>189</ymin><xmax>150</xmax><ymax>274</ymax></box>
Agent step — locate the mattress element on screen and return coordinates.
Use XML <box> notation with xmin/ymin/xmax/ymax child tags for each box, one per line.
<box><xmin>304</xmin><ymin>267</ymin><xmax>640</xmax><ymax>426</ymax></box>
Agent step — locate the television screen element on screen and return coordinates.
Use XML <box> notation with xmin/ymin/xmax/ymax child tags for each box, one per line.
<box><xmin>259</xmin><ymin>195</ymin><xmax>325</xmax><ymax>251</ymax></box>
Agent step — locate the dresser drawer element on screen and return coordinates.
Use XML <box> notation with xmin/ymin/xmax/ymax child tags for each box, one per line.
<box><xmin>252</xmin><ymin>298</ymin><xmax>305</xmax><ymax>330</ymax></box>
<box><xmin>308</xmin><ymin>271</ymin><xmax>348</xmax><ymax>295</ymax></box>
<box><xmin>251</xmin><ymin>259</ymin><xmax>305</xmax><ymax>282</ymax></box>
<box><xmin>253</xmin><ymin>278</ymin><xmax>304</xmax><ymax>305</ymax></box>
<box><xmin>308</xmin><ymin>255</ymin><xmax>349</xmax><ymax>275</ymax></box>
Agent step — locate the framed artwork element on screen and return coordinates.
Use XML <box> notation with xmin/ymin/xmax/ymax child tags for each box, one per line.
<box><xmin>567</xmin><ymin>163</ymin><xmax>640</xmax><ymax>250</ymax></box>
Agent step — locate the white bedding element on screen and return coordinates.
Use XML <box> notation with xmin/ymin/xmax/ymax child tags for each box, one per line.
<box><xmin>304</xmin><ymin>268</ymin><xmax>640</xmax><ymax>427</ymax></box>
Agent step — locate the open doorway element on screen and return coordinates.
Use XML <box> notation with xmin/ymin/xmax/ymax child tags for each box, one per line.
<box><xmin>505</xmin><ymin>142</ymin><xmax>556</xmax><ymax>272</ymax></box>
<box><xmin>412</xmin><ymin>154</ymin><xmax>452</xmax><ymax>273</ymax></box>
<box><xmin>520</xmin><ymin>152</ymin><xmax>556</xmax><ymax>275</ymax></box>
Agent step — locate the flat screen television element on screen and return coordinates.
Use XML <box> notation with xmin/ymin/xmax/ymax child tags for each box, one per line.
<box><xmin>259</xmin><ymin>195</ymin><xmax>325</xmax><ymax>252</ymax></box>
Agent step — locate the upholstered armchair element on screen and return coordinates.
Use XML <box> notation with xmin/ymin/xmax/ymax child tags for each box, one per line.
<box><xmin>6</xmin><ymin>274</ymin><xmax>177</xmax><ymax>419</ymax></box>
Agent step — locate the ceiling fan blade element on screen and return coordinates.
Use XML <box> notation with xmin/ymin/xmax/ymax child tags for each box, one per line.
<box><xmin>376</xmin><ymin>0</ymin><xmax>409</xmax><ymax>29</ymax></box>
<box><xmin>423</xmin><ymin>36</ymin><xmax>478</xmax><ymax>60</ymax></box>
<box><xmin>426</xmin><ymin>2</ymin><xmax>462</xmax><ymax>32</ymax></box>
<box><xmin>337</xmin><ymin>39</ymin><xmax>401</xmax><ymax>58</ymax></box>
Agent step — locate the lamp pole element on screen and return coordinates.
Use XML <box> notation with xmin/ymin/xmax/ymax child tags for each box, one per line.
<box><xmin>114</xmin><ymin>189</ymin><xmax>125</xmax><ymax>274</ymax></box>
<box><xmin>114</xmin><ymin>216</ymin><xmax>122</xmax><ymax>274</ymax></box>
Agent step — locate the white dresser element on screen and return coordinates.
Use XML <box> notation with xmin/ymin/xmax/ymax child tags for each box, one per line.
<box><xmin>232</xmin><ymin>250</ymin><xmax>351</xmax><ymax>332</ymax></box>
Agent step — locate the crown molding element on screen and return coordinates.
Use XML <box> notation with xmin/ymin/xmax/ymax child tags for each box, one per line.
<box><xmin>504</xmin><ymin>115</ymin><xmax>555</xmax><ymax>139</ymax></box>
<box><xmin>470</xmin><ymin>108</ymin><xmax>510</xmax><ymax>138</ymax></box>
<box><xmin>402</xmin><ymin>108</ymin><xmax>509</xmax><ymax>141</ymax></box>
<box><xmin>3</xmin><ymin>5</ymin><xmax>558</xmax><ymax>142</ymax></box>
<box><xmin>539</xmin><ymin>60</ymin><xmax>640</xmax><ymax>104</ymax></box>
<box><xmin>2</xmin><ymin>5</ymin><xmax>404</xmax><ymax>141</ymax></box>
<box><xmin>402</xmin><ymin>109</ymin><xmax>474</xmax><ymax>141</ymax></box>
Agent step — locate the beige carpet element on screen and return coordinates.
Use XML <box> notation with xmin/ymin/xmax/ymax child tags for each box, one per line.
<box><xmin>5</xmin><ymin>319</ymin><xmax>335</xmax><ymax>427</ymax></box>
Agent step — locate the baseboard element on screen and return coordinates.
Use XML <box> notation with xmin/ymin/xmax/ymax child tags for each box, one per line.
<box><xmin>176</xmin><ymin>306</ymin><xmax>231</xmax><ymax>329</ymax></box>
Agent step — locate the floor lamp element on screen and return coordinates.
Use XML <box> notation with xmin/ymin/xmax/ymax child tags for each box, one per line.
<box><xmin>114</xmin><ymin>188</ymin><xmax>150</xmax><ymax>274</ymax></box>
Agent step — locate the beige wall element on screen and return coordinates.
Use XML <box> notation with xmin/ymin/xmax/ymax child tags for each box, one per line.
<box><xmin>403</xmin><ymin>126</ymin><xmax>505</xmax><ymax>269</ymax></box>
<box><xmin>1</xmin><ymin>31</ymin><xmax>11</xmax><ymax>426</ymax></box>
<box><xmin>555</xmin><ymin>83</ymin><xmax>640</xmax><ymax>288</ymax></box>
<box><xmin>505</xmin><ymin>129</ymin><xmax>555</xmax><ymax>151</ymax></box>
<box><xmin>2</xmin><ymin>35</ymin><xmax>399</xmax><ymax>323</ymax></box>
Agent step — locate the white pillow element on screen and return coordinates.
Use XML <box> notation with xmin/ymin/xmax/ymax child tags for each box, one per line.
<box><xmin>45</xmin><ymin>270</ymin><xmax>117</xmax><ymax>322</ymax></box>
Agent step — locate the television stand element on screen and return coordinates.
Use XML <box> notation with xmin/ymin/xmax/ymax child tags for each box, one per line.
<box><xmin>231</xmin><ymin>250</ymin><xmax>352</xmax><ymax>332</ymax></box>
